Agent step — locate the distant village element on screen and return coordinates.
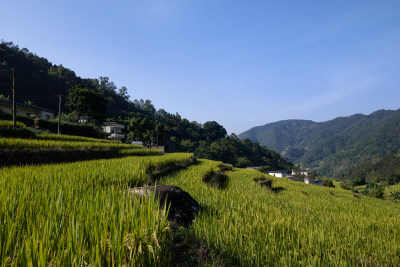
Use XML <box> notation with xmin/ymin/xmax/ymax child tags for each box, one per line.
<box><xmin>247</xmin><ymin>166</ymin><xmax>323</xmax><ymax>186</ymax></box>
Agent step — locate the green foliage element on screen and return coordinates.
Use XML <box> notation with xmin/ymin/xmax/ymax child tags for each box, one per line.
<box><xmin>257</xmin><ymin>165</ymin><xmax>273</xmax><ymax>173</ymax></box>
<box><xmin>361</xmin><ymin>183</ymin><xmax>385</xmax><ymax>199</ymax></box>
<box><xmin>340</xmin><ymin>181</ymin><xmax>354</xmax><ymax>191</ymax></box>
<box><xmin>193</xmin><ymin>134</ymin><xmax>293</xmax><ymax>170</ymax></box>
<box><xmin>351</xmin><ymin>174</ymin><xmax>366</xmax><ymax>186</ymax></box>
<box><xmin>387</xmin><ymin>191</ymin><xmax>400</xmax><ymax>201</ymax></box>
<box><xmin>125</xmin><ymin>116</ymin><xmax>165</xmax><ymax>147</ymax></box>
<box><xmin>345</xmin><ymin>151</ymin><xmax>400</xmax><ymax>183</ymax></box>
<box><xmin>386</xmin><ymin>173</ymin><xmax>400</xmax><ymax>185</ymax></box>
<box><xmin>66</xmin><ymin>84</ymin><xmax>107</xmax><ymax>125</ymax></box>
<box><xmin>218</xmin><ymin>163</ymin><xmax>233</xmax><ymax>172</ymax></box>
<box><xmin>202</xmin><ymin>121</ymin><xmax>227</xmax><ymax>142</ymax></box>
<box><xmin>253</xmin><ymin>176</ymin><xmax>272</xmax><ymax>189</ymax></box>
<box><xmin>0</xmin><ymin>41</ymin><xmax>98</xmax><ymax>113</ymax></box>
<box><xmin>322</xmin><ymin>178</ymin><xmax>335</xmax><ymax>187</ymax></box>
<box><xmin>202</xmin><ymin>170</ymin><xmax>229</xmax><ymax>189</ymax></box>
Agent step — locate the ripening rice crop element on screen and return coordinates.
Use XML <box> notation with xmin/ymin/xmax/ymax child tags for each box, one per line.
<box><xmin>0</xmin><ymin>120</ymin><xmax>26</xmax><ymax>128</ymax></box>
<box><xmin>161</xmin><ymin>159</ymin><xmax>400</xmax><ymax>266</ymax></box>
<box><xmin>0</xmin><ymin>137</ymin><xmax>141</xmax><ymax>150</ymax></box>
<box><xmin>37</xmin><ymin>133</ymin><xmax>121</xmax><ymax>143</ymax></box>
<box><xmin>0</xmin><ymin>153</ymin><xmax>194</xmax><ymax>266</ymax></box>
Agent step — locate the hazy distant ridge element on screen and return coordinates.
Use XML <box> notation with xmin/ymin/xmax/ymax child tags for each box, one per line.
<box><xmin>238</xmin><ymin>109</ymin><xmax>400</xmax><ymax>176</ymax></box>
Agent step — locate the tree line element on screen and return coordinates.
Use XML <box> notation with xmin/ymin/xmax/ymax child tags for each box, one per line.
<box><xmin>0</xmin><ymin>40</ymin><xmax>292</xmax><ymax>170</ymax></box>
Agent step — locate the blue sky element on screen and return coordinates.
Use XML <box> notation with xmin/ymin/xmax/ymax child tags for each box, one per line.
<box><xmin>1</xmin><ymin>0</ymin><xmax>400</xmax><ymax>134</ymax></box>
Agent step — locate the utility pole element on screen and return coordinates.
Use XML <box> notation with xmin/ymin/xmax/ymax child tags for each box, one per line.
<box><xmin>156</xmin><ymin>123</ymin><xmax>159</xmax><ymax>149</ymax></box>
<box><xmin>12</xmin><ymin>69</ymin><xmax>16</xmax><ymax>128</ymax></box>
<box><xmin>58</xmin><ymin>95</ymin><xmax>62</xmax><ymax>134</ymax></box>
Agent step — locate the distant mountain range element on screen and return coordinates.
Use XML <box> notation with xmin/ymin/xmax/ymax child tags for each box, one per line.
<box><xmin>238</xmin><ymin>109</ymin><xmax>400</xmax><ymax>176</ymax></box>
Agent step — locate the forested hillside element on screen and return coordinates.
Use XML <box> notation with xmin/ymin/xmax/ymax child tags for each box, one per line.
<box><xmin>0</xmin><ymin>40</ymin><xmax>292</xmax><ymax>170</ymax></box>
<box><xmin>345</xmin><ymin>151</ymin><xmax>400</xmax><ymax>183</ymax></box>
<box><xmin>239</xmin><ymin>109</ymin><xmax>400</xmax><ymax>176</ymax></box>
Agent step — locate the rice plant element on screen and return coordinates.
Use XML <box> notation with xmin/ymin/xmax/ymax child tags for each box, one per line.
<box><xmin>0</xmin><ymin>137</ymin><xmax>141</xmax><ymax>150</ymax></box>
<box><xmin>37</xmin><ymin>133</ymin><xmax>121</xmax><ymax>143</ymax></box>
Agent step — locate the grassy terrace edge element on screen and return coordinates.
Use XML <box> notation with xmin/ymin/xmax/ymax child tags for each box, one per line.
<box><xmin>0</xmin><ymin>136</ymin><xmax>163</xmax><ymax>166</ymax></box>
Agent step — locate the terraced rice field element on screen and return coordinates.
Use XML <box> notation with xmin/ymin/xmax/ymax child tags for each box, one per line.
<box><xmin>0</xmin><ymin>153</ymin><xmax>194</xmax><ymax>266</ymax></box>
<box><xmin>161</xmin><ymin>160</ymin><xmax>400</xmax><ymax>266</ymax></box>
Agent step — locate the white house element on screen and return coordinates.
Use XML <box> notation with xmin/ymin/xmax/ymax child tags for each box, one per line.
<box><xmin>0</xmin><ymin>99</ymin><xmax>54</xmax><ymax>120</ymax></box>
<box><xmin>102</xmin><ymin>122</ymin><xmax>125</xmax><ymax>141</ymax></box>
<box><xmin>268</xmin><ymin>170</ymin><xmax>290</xmax><ymax>178</ymax></box>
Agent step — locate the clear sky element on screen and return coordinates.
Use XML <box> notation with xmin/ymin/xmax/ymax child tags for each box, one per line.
<box><xmin>1</xmin><ymin>0</ymin><xmax>400</xmax><ymax>134</ymax></box>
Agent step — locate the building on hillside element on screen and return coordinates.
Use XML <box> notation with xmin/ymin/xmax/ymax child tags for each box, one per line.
<box><xmin>102</xmin><ymin>122</ymin><xmax>125</xmax><ymax>141</ymax></box>
<box><xmin>304</xmin><ymin>178</ymin><xmax>323</xmax><ymax>186</ymax></box>
<box><xmin>268</xmin><ymin>170</ymin><xmax>290</xmax><ymax>178</ymax></box>
<box><xmin>0</xmin><ymin>99</ymin><xmax>54</xmax><ymax>119</ymax></box>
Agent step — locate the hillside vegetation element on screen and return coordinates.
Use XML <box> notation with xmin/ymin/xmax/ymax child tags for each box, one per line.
<box><xmin>345</xmin><ymin>150</ymin><xmax>400</xmax><ymax>183</ymax></box>
<box><xmin>239</xmin><ymin>109</ymin><xmax>400</xmax><ymax>176</ymax></box>
<box><xmin>0</xmin><ymin>41</ymin><xmax>292</xmax><ymax>170</ymax></box>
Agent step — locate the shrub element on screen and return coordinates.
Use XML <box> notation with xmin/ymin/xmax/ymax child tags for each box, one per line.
<box><xmin>258</xmin><ymin>166</ymin><xmax>272</xmax><ymax>173</ymax></box>
<box><xmin>388</xmin><ymin>191</ymin><xmax>400</xmax><ymax>201</ymax></box>
<box><xmin>253</xmin><ymin>176</ymin><xmax>272</xmax><ymax>189</ymax></box>
<box><xmin>219</xmin><ymin>163</ymin><xmax>233</xmax><ymax>172</ymax></box>
<box><xmin>322</xmin><ymin>178</ymin><xmax>335</xmax><ymax>188</ymax></box>
<box><xmin>340</xmin><ymin>181</ymin><xmax>354</xmax><ymax>191</ymax></box>
<box><xmin>361</xmin><ymin>183</ymin><xmax>384</xmax><ymax>199</ymax></box>
<box><xmin>203</xmin><ymin>170</ymin><xmax>229</xmax><ymax>189</ymax></box>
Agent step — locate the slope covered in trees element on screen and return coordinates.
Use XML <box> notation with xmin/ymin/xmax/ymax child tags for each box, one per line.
<box><xmin>344</xmin><ymin>151</ymin><xmax>400</xmax><ymax>183</ymax></box>
<box><xmin>239</xmin><ymin>109</ymin><xmax>400</xmax><ymax>176</ymax></box>
<box><xmin>0</xmin><ymin>40</ymin><xmax>292</xmax><ymax>170</ymax></box>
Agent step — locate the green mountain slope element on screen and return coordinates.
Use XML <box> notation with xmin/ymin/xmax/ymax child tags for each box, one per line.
<box><xmin>239</xmin><ymin>109</ymin><xmax>400</xmax><ymax>176</ymax></box>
